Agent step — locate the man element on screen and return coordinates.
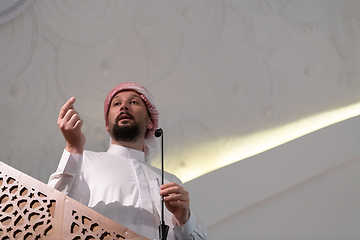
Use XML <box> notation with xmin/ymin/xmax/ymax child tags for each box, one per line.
<box><xmin>48</xmin><ymin>82</ymin><xmax>207</xmax><ymax>240</ymax></box>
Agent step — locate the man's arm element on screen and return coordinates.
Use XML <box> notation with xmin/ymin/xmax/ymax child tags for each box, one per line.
<box><xmin>48</xmin><ymin>97</ymin><xmax>87</xmax><ymax>202</ymax></box>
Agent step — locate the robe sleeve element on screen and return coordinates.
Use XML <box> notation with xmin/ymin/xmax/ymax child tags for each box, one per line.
<box><xmin>164</xmin><ymin>175</ymin><xmax>208</xmax><ymax>240</ymax></box>
<box><xmin>171</xmin><ymin>208</ymin><xmax>208</xmax><ymax>240</ymax></box>
<box><xmin>48</xmin><ymin>149</ymin><xmax>87</xmax><ymax>203</ymax></box>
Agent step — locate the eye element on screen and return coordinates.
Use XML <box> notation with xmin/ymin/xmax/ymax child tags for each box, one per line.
<box><xmin>131</xmin><ymin>100</ymin><xmax>139</xmax><ymax>105</ymax></box>
<box><xmin>113</xmin><ymin>101</ymin><xmax>120</xmax><ymax>106</ymax></box>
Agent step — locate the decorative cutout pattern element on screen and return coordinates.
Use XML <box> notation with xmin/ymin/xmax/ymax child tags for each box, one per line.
<box><xmin>69</xmin><ymin>210</ymin><xmax>125</xmax><ymax>240</ymax></box>
<box><xmin>0</xmin><ymin>172</ymin><xmax>55</xmax><ymax>239</ymax></box>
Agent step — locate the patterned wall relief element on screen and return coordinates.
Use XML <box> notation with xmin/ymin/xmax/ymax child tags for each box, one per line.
<box><xmin>0</xmin><ymin>0</ymin><xmax>34</xmax><ymax>25</ymax></box>
<box><xmin>0</xmin><ymin>0</ymin><xmax>359</xmax><ymax>183</ymax></box>
<box><xmin>330</xmin><ymin>1</ymin><xmax>360</xmax><ymax>106</ymax></box>
<box><xmin>36</xmin><ymin>0</ymin><xmax>129</xmax><ymax>46</ymax></box>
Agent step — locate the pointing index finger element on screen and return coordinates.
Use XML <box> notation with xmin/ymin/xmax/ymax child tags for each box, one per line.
<box><xmin>59</xmin><ymin>97</ymin><xmax>76</xmax><ymax>119</ymax></box>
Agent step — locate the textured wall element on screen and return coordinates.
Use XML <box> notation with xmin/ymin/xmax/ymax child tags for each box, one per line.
<box><xmin>1</xmin><ymin>0</ymin><xmax>359</xmax><ymax>184</ymax></box>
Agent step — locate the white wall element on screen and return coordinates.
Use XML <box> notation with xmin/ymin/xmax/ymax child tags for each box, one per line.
<box><xmin>185</xmin><ymin>115</ymin><xmax>360</xmax><ymax>239</ymax></box>
<box><xmin>1</xmin><ymin>1</ymin><xmax>360</xmax><ymax>239</ymax></box>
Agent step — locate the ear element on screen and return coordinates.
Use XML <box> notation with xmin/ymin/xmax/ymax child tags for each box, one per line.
<box><xmin>106</xmin><ymin>125</ymin><xmax>109</xmax><ymax>132</ymax></box>
<box><xmin>147</xmin><ymin>118</ymin><xmax>154</xmax><ymax>130</ymax></box>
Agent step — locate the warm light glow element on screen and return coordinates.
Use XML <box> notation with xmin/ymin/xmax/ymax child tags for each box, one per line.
<box><xmin>178</xmin><ymin>102</ymin><xmax>360</xmax><ymax>183</ymax></box>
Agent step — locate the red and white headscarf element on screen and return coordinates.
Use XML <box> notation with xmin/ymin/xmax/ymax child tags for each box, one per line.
<box><xmin>104</xmin><ymin>82</ymin><xmax>159</xmax><ymax>160</ymax></box>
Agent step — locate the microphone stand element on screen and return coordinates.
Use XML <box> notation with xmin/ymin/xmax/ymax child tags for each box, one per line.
<box><xmin>155</xmin><ymin>128</ymin><xmax>169</xmax><ymax>240</ymax></box>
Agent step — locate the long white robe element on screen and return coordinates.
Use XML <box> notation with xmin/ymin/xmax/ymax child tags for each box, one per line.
<box><xmin>48</xmin><ymin>144</ymin><xmax>207</xmax><ymax>240</ymax></box>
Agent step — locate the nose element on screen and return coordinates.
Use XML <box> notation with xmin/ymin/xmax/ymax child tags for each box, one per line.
<box><xmin>120</xmin><ymin>102</ymin><xmax>129</xmax><ymax>111</ymax></box>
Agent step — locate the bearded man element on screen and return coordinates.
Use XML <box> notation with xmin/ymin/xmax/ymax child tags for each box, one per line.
<box><xmin>48</xmin><ymin>82</ymin><xmax>207</xmax><ymax>240</ymax></box>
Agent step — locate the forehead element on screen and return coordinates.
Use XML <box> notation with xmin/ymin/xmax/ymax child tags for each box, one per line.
<box><xmin>112</xmin><ymin>90</ymin><xmax>142</xmax><ymax>101</ymax></box>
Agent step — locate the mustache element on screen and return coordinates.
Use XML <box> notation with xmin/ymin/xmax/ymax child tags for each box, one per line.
<box><xmin>115</xmin><ymin>112</ymin><xmax>135</xmax><ymax>122</ymax></box>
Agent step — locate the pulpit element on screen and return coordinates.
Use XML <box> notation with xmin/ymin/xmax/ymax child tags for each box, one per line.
<box><xmin>0</xmin><ymin>162</ymin><xmax>149</xmax><ymax>240</ymax></box>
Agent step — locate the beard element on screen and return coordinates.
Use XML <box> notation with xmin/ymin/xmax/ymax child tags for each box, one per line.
<box><xmin>110</xmin><ymin>113</ymin><xmax>142</xmax><ymax>142</ymax></box>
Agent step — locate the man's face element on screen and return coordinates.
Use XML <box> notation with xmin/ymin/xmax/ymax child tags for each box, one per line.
<box><xmin>106</xmin><ymin>90</ymin><xmax>153</xmax><ymax>142</ymax></box>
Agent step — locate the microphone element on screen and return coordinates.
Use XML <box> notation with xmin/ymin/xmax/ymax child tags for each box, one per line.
<box><xmin>155</xmin><ymin>128</ymin><xmax>169</xmax><ymax>240</ymax></box>
<box><xmin>155</xmin><ymin>128</ymin><xmax>163</xmax><ymax>138</ymax></box>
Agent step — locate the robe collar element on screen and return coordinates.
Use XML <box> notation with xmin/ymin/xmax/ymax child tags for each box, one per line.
<box><xmin>107</xmin><ymin>144</ymin><xmax>148</xmax><ymax>163</ymax></box>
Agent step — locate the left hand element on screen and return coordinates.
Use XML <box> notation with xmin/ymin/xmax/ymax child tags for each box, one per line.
<box><xmin>160</xmin><ymin>182</ymin><xmax>190</xmax><ymax>225</ymax></box>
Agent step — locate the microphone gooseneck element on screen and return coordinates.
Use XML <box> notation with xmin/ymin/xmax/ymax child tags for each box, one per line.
<box><xmin>155</xmin><ymin>128</ymin><xmax>169</xmax><ymax>240</ymax></box>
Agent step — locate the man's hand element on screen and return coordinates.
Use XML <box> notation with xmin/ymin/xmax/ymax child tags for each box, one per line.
<box><xmin>57</xmin><ymin>97</ymin><xmax>85</xmax><ymax>154</ymax></box>
<box><xmin>160</xmin><ymin>182</ymin><xmax>190</xmax><ymax>225</ymax></box>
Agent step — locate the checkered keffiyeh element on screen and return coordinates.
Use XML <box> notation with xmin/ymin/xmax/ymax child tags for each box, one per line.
<box><xmin>104</xmin><ymin>82</ymin><xmax>159</xmax><ymax>141</ymax></box>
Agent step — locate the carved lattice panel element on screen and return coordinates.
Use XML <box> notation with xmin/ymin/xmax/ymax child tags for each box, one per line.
<box><xmin>61</xmin><ymin>197</ymin><xmax>147</xmax><ymax>240</ymax></box>
<box><xmin>66</xmin><ymin>210</ymin><xmax>126</xmax><ymax>240</ymax></box>
<box><xmin>0</xmin><ymin>173</ymin><xmax>56</xmax><ymax>239</ymax></box>
<box><xmin>0</xmin><ymin>162</ymin><xmax>148</xmax><ymax>240</ymax></box>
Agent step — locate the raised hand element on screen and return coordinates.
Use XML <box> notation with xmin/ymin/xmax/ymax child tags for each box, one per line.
<box><xmin>57</xmin><ymin>97</ymin><xmax>86</xmax><ymax>154</ymax></box>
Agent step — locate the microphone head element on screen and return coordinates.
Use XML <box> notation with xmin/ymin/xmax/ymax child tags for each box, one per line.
<box><xmin>154</xmin><ymin>128</ymin><xmax>163</xmax><ymax>138</ymax></box>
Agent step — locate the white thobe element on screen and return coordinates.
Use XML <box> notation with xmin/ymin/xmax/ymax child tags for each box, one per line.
<box><xmin>48</xmin><ymin>144</ymin><xmax>207</xmax><ymax>240</ymax></box>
